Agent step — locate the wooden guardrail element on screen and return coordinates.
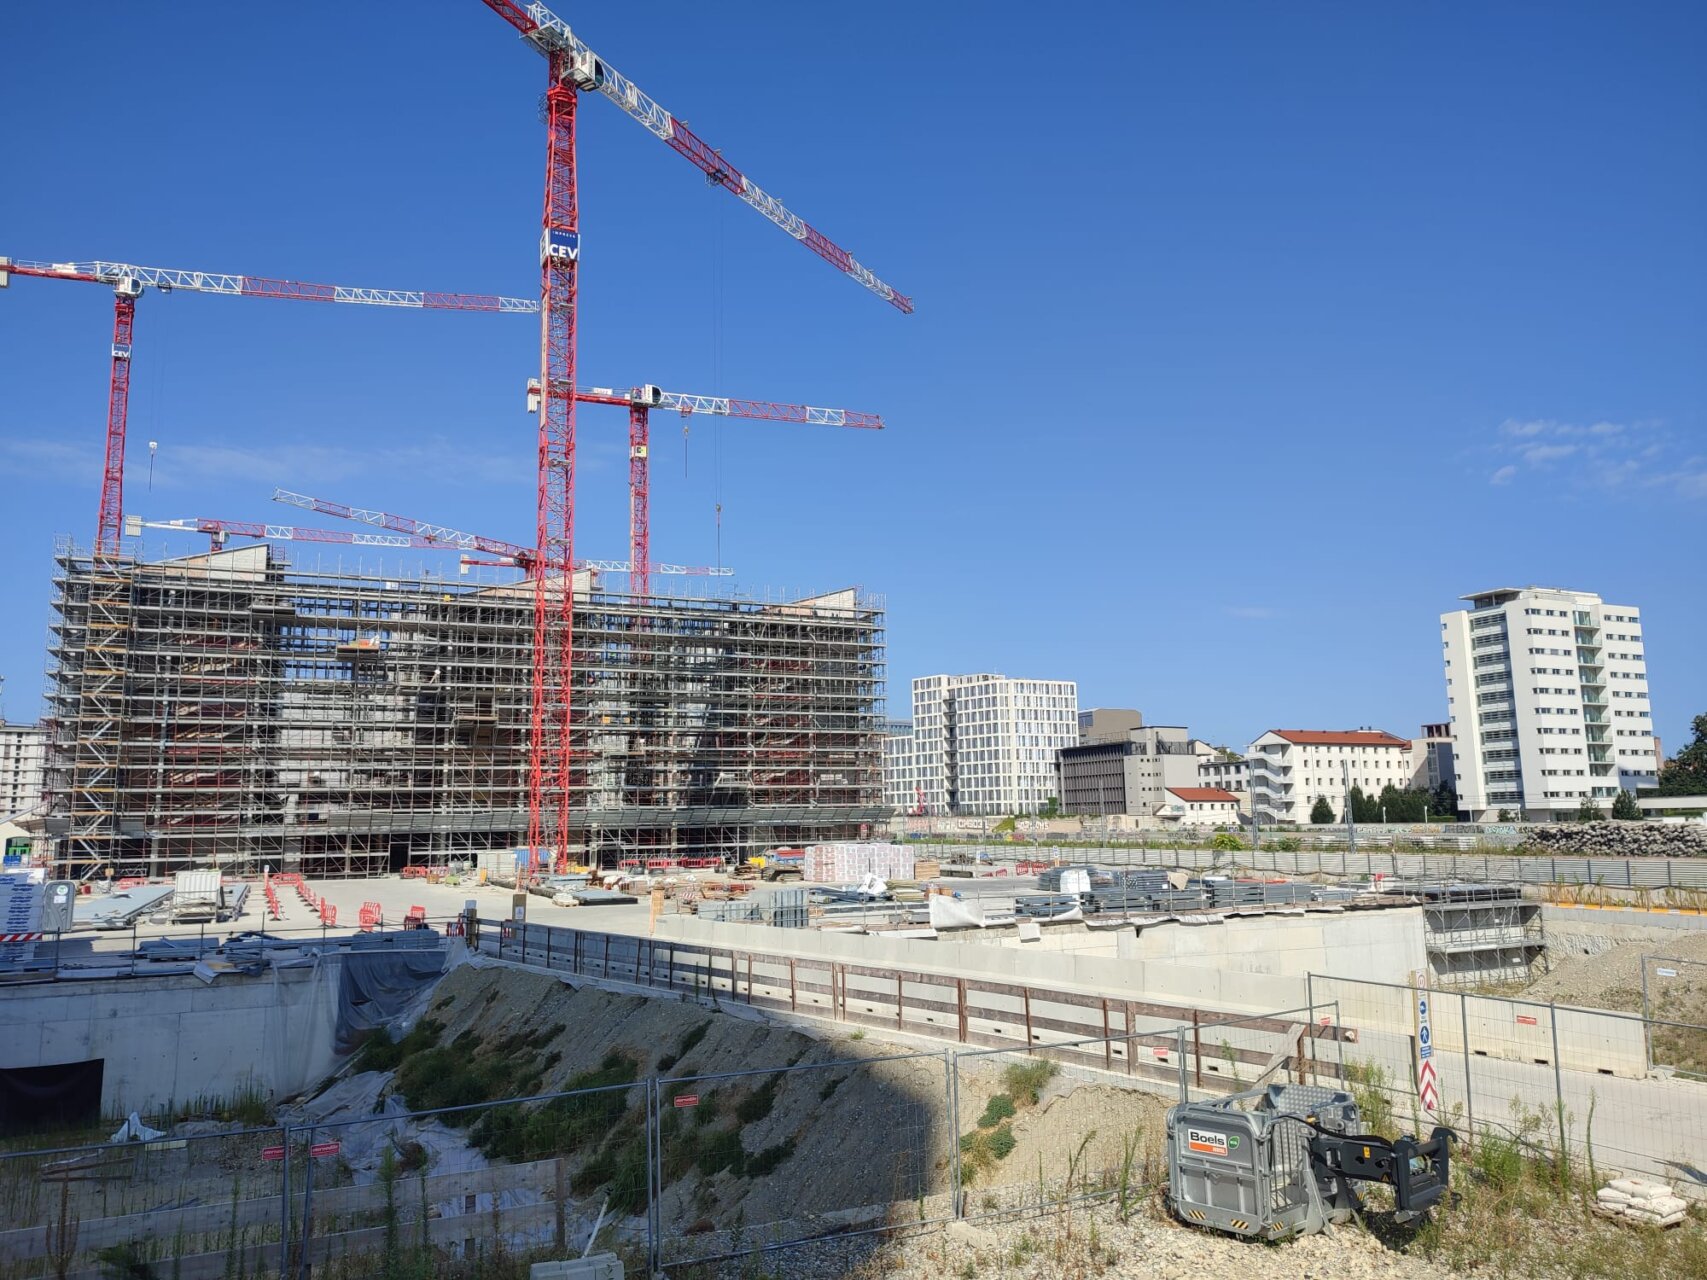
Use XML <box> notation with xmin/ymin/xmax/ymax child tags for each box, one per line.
<box><xmin>497</xmin><ymin>920</ymin><xmax>1354</xmax><ymax>1089</ymax></box>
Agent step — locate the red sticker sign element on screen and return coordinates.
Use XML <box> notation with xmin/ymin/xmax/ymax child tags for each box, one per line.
<box><xmin>673</xmin><ymin>1094</ymin><xmax>699</xmax><ymax>1108</ymax></box>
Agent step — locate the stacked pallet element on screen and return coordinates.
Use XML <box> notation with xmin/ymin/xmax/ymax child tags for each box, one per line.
<box><xmin>1593</xmin><ymin>1178</ymin><xmax>1689</xmax><ymax>1227</ymax></box>
<box><xmin>803</xmin><ymin>842</ymin><xmax>914</xmax><ymax>883</ymax></box>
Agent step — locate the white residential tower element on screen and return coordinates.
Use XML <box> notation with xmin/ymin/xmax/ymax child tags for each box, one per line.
<box><xmin>1441</xmin><ymin>587</ymin><xmax>1657</xmax><ymax>821</ymax></box>
<box><xmin>910</xmin><ymin>674</ymin><xmax>1079</xmax><ymax>816</ymax></box>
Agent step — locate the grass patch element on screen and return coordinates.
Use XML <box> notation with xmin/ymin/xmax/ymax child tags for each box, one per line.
<box><xmin>958</xmin><ymin>1121</ymin><xmax>1017</xmax><ymax>1183</ymax></box>
<box><xmin>659</xmin><ymin>1021</ymin><xmax>712</xmax><ymax>1072</ymax></box>
<box><xmin>1002</xmin><ymin>1060</ymin><xmax>1057</xmax><ymax>1108</ymax></box>
<box><xmin>745</xmin><ymin>1139</ymin><xmax>796</xmax><ymax>1178</ymax></box>
<box><xmin>734</xmin><ymin>1073</ymin><xmax>784</xmax><ymax>1125</ymax></box>
<box><xmin>1342</xmin><ymin>1059</ymin><xmax>1394</xmax><ymax>1137</ymax></box>
<box><xmin>468</xmin><ymin>1052</ymin><xmax>640</xmax><ymax>1157</ymax></box>
<box><xmin>977</xmin><ymin>1093</ymin><xmax>1016</xmax><ymax>1128</ymax></box>
<box><xmin>358</xmin><ymin>1018</ymin><xmax>444</xmax><ymax>1073</ymax></box>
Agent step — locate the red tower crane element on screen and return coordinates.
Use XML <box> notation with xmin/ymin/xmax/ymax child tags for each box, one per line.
<box><xmin>0</xmin><ymin>256</ymin><xmax>537</xmax><ymax>560</ymax></box>
<box><xmin>268</xmin><ymin>489</ymin><xmax>732</xmax><ymax>578</ymax></box>
<box><xmin>528</xmin><ymin>381</ymin><xmax>883</xmax><ymax>597</ymax></box>
<box><xmin>474</xmin><ymin>1</ymin><xmax>910</xmax><ymax>868</ymax></box>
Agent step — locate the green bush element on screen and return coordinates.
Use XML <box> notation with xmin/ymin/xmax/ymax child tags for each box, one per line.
<box><xmin>986</xmin><ymin>1123</ymin><xmax>1017</xmax><ymax>1161</ymax></box>
<box><xmin>746</xmin><ymin>1139</ymin><xmax>796</xmax><ymax>1178</ymax></box>
<box><xmin>1274</xmin><ymin>836</ymin><xmax>1302</xmax><ymax>852</ymax></box>
<box><xmin>1001</xmin><ymin>1060</ymin><xmax>1057</xmax><ymax>1107</ymax></box>
<box><xmin>1210</xmin><ymin>832</ymin><xmax>1244</xmax><ymax>852</ymax></box>
<box><xmin>977</xmin><ymin>1093</ymin><xmax>1016</xmax><ymax>1128</ymax></box>
<box><xmin>735</xmin><ymin>1073</ymin><xmax>784</xmax><ymax>1124</ymax></box>
<box><xmin>359</xmin><ymin>1019</ymin><xmax>444</xmax><ymax>1073</ymax></box>
<box><xmin>696</xmin><ymin>1129</ymin><xmax>746</xmax><ymax>1178</ymax></box>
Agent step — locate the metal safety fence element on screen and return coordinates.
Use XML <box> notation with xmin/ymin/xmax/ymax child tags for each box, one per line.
<box><xmin>1308</xmin><ymin>973</ymin><xmax>1707</xmax><ymax>1189</ymax></box>
<box><xmin>0</xmin><ymin>1006</ymin><xmax>1341</xmax><ymax>1278</ymax></box>
<box><xmin>906</xmin><ymin>840</ymin><xmax>1707</xmax><ymax>891</ymax></box>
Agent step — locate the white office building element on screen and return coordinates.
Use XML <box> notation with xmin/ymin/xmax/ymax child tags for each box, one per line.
<box><xmin>1441</xmin><ymin>587</ymin><xmax>1658</xmax><ymax>821</ymax></box>
<box><xmin>910</xmin><ymin>674</ymin><xmax>1079</xmax><ymax>816</ymax></box>
<box><xmin>1248</xmin><ymin>729</ymin><xmax>1415</xmax><ymax>825</ymax></box>
<box><xmin>882</xmin><ymin>720</ymin><xmax>922</xmax><ymax>815</ymax></box>
<box><xmin>0</xmin><ymin>721</ymin><xmax>49</xmax><ymax>822</ymax></box>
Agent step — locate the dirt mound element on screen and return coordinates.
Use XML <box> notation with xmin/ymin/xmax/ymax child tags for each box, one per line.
<box><xmin>1524</xmin><ymin>931</ymin><xmax>1707</xmax><ymax>1015</ymax></box>
<box><xmin>375</xmin><ymin>963</ymin><xmax>955</xmax><ymax>1236</ymax></box>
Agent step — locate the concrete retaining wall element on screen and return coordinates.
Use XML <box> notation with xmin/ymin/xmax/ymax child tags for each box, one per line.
<box><xmin>654</xmin><ymin>915</ymin><xmax>1310</xmax><ymax>1018</ymax></box>
<box><xmin>0</xmin><ymin>961</ymin><xmax>343</xmax><ymax>1117</ymax></box>
<box><xmin>1542</xmin><ymin>905</ymin><xmax>1707</xmax><ymax>959</ymax></box>
<box><xmin>1115</xmin><ymin>908</ymin><xmax>1427</xmax><ymax>980</ymax></box>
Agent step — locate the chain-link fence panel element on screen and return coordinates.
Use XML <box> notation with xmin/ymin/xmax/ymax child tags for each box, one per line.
<box><xmin>653</xmin><ymin>1049</ymin><xmax>950</xmax><ymax>1271</ymax></box>
<box><xmin>1641</xmin><ymin>955</ymin><xmax>1707</xmax><ymax>1079</ymax></box>
<box><xmin>1311</xmin><ymin>972</ymin><xmax>1707</xmax><ymax>1187</ymax></box>
<box><xmin>287</xmin><ymin>1081</ymin><xmax>651</xmax><ymax>1279</ymax></box>
<box><xmin>950</xmin><ymin>1034</ymin><xmax>1176</xmax><ymax>1224</ymax></box>
<box><xmin>0</xmin><ymin>1121</ymin><xmax>288</xmax><ymax>1280</ymax></box>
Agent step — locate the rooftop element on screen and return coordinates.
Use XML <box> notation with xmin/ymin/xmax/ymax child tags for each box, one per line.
<box><xmin>1270</xmin><ymin>729</ymin><xmax>1411</xmax><ymax>748</ymax></box>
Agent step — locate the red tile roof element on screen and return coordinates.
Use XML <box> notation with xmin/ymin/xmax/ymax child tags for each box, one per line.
<box><xmin>1167</xmin><ymin>787</ymin><xmax>1240</xmax><ymax>803</ymax></box>
<box><xmin>1271</xmin><ymin>730</ymin><xmax>1411</xmax><ymax>748</ymax></box>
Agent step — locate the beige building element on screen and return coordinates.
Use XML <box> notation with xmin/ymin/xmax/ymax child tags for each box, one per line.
<box><xmin>1248</xmin><ymin>729</ymin><xmax>1414</xmax><ymax>825</ymax></box>
<box><xmin>1155</xmin><ymin>786</ymin><xmax>1241</xmax><ymax>826</ymax></box>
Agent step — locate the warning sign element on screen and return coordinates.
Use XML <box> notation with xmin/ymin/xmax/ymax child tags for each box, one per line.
<box><xmin>1186</xmin><ymin>1127</ymin><xmax>1229</xmax><ymax>1157</ymax></box>
<box><xmin>673</xmin><ymin>1094</ymin><xmax>700</xmax><ymax>1109</ymax></box>
<box><xmin>1517</xmin><ymin>1014</ymin><xmax>1538</xmax><ymax>1026</ymax></box>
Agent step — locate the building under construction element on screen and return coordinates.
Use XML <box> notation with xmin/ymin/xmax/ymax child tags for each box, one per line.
<box><xmin>42</xmin><ymin>541</ymin><xmax>886</xmax><ymax>877</ymax></box>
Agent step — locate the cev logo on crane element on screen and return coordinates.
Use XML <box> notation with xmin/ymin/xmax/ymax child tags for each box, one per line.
<box><xmin>541</xmin><ymin>230</ymin><xmax>581</xmax><ymax>264</ymax></box>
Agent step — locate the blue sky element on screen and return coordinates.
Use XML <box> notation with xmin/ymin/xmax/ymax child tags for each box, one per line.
<box><xmin>1</xmin><ymin>2</ymin><xmax>1702</xmax><ymax>753</ymax></box>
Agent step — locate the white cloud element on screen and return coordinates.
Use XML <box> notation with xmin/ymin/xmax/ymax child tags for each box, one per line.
<box><xmin>1487</xmin><ymin>417</ymin><xmax>1701</xmax><ymax>502</ymax></box>
<box><xmin>1501</xmin><ymin>419</ymin><xmax>1550</xmax><ymax>438</ymax></box>
<box><xmin>0</xmin><ymin>436</ymin><xmax>101</xmax><ymax>482</ymax></box>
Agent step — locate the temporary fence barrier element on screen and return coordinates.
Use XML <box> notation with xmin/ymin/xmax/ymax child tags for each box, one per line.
<box><xmin>1307</xmin><ymin>972</ymin><xmax>1707</xmax><ymax>1187</ymax></box>
<box><xmin>0</xmin><ymin>1003</ymin><xmax>1341</xmax><ymax>1277</ymax></box>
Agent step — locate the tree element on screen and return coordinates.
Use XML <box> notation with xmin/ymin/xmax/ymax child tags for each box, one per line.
<box><xmin>1430</xmin><ymin>781</ymin><xmax>1458</xmax><ymax>821</ymax></box>
<box><xmin>1038</xmin><ymin>796</ymin><xmax>1061</xmax><ymax>820</ymax></box>
<box><xmin>1611</xmin><ymin>789</ymin><xmax>1643</xmax><ymax>821</ymax></box>
<box><xmin>1346</xmin><ymin>785</ymin><xmax>1383</xmax><ymax>825</ymax></box>
<box><xmin>1310</xmin><ymin>796</ymin><xmax>1335</xmax><ymax>824</ymax></box>
<box><xmin>1656</xmin><ymin>714</ymin><xmax>1707</xmax><ymax>796</ymax></box>
<box><xmin>1576</xmin><ymin>797</ymin><xmax>1605</xmax><ymax>822</ymax></box>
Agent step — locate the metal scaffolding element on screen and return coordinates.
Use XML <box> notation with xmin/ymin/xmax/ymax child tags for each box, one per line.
<box><xmin>43</xmin><ymin>540</ymin><xmax>885</xmax><ymax>877</ymax></box>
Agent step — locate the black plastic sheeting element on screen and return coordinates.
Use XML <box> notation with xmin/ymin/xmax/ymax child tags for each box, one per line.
<box><xmin>0</xmin><ymin>1060</ymin><xmax>104</xmax><ymax>1137</ymax></box>
<box><xmin>335</xmin><ymin>949</ymin><xmax>448</xmax><ymax>1056</ymax></box>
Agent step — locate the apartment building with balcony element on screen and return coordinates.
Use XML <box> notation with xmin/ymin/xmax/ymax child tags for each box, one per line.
<box><xmin>1247</xmin><ymin>729</ymin><xmax>1415</xmax><ymax>825</ymax></box>
<box><xmin>910</xmin><ymin>674</ymin><xmax>1078</xmax><ymax>816</ymax></box>
<box><xmin>1441</xmin><ymin>586</ymin><xmax>1658</xmax><ymax>822</ymax></box>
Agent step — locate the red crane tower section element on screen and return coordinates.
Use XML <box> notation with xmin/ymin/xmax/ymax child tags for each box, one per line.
<box><xmin>474</xmin><ymin>0</ymin><xmax>914</xmax><ymax>873</ymax></box>
<box><xmin>476</xmin><ymin>2</ymin><xmax>909</xmax><ymax>868</ymax></box>
<box><xmin>0</xmin><ymin>256</ymin><xmax>536</xmax><ymax>560</ymax></box>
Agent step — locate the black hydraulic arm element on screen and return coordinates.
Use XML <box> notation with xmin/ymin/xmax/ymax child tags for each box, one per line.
<box><xmin>1310</xmin><ymin>1127</ymin><xmax>1456</xmax><ymax>1220</ymax></box>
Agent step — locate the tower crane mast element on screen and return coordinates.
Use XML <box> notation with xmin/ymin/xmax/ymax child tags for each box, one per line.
<box><xmin>474</xmin><ymin>0</ymin><xmax>910</xmax><ymax>870</ymax></box>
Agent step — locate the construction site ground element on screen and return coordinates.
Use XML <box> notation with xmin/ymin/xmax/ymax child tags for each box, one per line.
<box><xmin>59</xmin><ymin>871</ymin><xmax>1040</xmax><ymax>958</ymax></box>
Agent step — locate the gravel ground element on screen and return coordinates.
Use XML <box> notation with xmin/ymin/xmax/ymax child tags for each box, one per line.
<box><xmin>697</xmin><ymin>1198</ymin><xmax>1465</xmax><ymax>1279</ymax></box>
<box><xmin>1524</xmin><ymin>931</ymin><xmax>1707</xmax><ymax>1013</ymax></box>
